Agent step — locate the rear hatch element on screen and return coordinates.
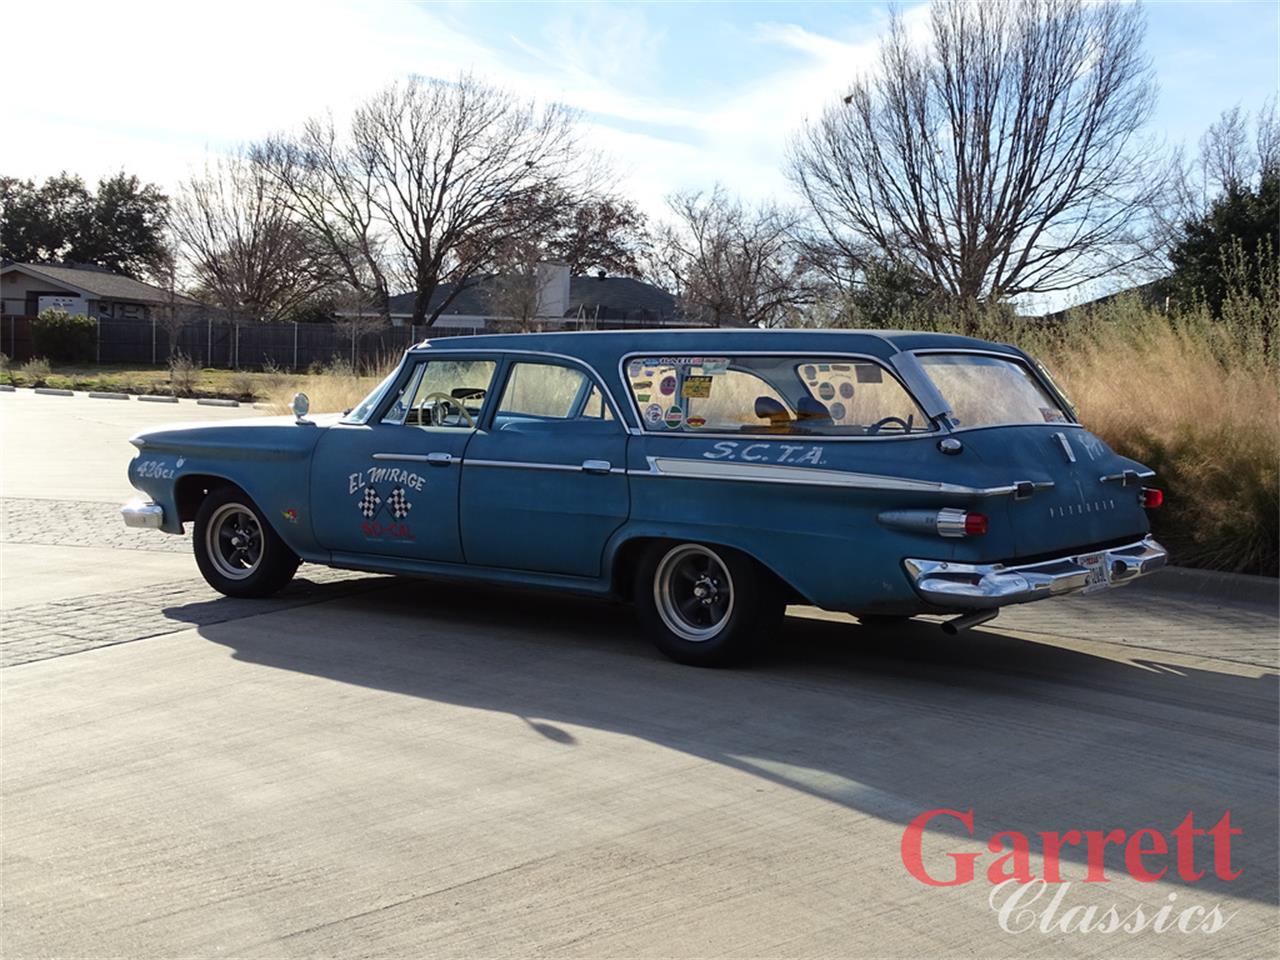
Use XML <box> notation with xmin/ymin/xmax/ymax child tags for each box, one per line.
<box><xmin>957</xmin><ymin>425</ymin><xmax>1150</xmax><ymax>558</ymax></box>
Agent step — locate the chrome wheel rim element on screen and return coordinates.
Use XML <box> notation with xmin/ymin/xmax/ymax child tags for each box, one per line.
<box><xmin>206</xmin><ymin>503</ymin><xmax>263</xmax><ymax>580</ymax></box>
<box><xmin>654</xmin><ymin>544</ymin><xmax>734</xmax><ymax>642</ymax></box>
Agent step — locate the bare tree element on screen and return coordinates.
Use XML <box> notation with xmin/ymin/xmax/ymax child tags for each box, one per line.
<box><xmin>790</xmin><ymin>0</ymin><xmax>1162</xmax><ymax>303</ymax></box>
<box><xmin>331</xmin><ymin>287</ymin><xmax>388</xmax><ymax>369</ymax></box>
<box><xmin>171</xmin><ymin>152</ymin><xmax>329</xmax><ymax>324</ymax></box>
<box><xmin>253</xmin><ymin>122</ymin><xmax>394</xmax><ymax>318</ymax></box>
<box><xmin>257</xmin><ymin>74</ymin><xmax>594</xmax><ymax>328</ymax></box>
<box><xmin>545</xmin><ymin>195</ymin><xmax>650</xmax><ymax>277</ymax></box>
<box><xmin>150</xmin><ymin>239</ymin><xmax>201</xmax><ymax>358</ymax></box>
<box><xmin>651</xmin><ymin>186</ymin><xmax>815</xmax><ymax>328</ymax></box>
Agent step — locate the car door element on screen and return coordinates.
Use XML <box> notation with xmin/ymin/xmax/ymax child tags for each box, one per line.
<box><xmin>309</xmin><ymin>355</ymin><xmax>499</xmax><ymax>563</ymax></box>
<box><xmin>459</xmin><ymin>358</ymin><xmax>630</xmax><ymax>577</ymax></box>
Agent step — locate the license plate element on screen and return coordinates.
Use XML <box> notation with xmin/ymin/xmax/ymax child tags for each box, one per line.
<box><xmin>1079</xmin><ymin>553</ymin><xmax>1111</xmax><ymax>594</ymax></box>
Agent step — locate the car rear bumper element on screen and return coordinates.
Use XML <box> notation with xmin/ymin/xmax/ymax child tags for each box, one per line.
<box><xmin>904</xmin><ymin>536</ymin><xmax>1168</xmax><ymax>610</ymax></box>
<box><xmin>121</xmin><ymin>499</ymin><xmax>165</xmax><ymax>530</ymax></box>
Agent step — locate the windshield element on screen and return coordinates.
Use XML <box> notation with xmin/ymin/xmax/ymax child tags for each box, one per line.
<box><xmin>916</xmin><ymin>353</ymin><xmax>1071</xmax><ymax>428</ymax></box>
<box><xmin>625</xmin><ymin>355</ymin><xmax>931</xmax><ymax>436</ymax></box>
<box><xmin>342</xmin><ymin>369</ymin><xmax>398</xmax><ymax>423</ymax></box>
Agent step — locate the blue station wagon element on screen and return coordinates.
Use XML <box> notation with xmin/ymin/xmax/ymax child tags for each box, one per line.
<box><xmin>122</xmin><ymin>330</ymin><xmax>1168</xmax><ymax>665</ymax></box>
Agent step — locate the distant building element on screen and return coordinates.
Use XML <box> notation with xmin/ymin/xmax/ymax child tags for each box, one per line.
<box><xmin>0</xmin><ymin>262</ymin><xmax>196</xmax><ymax>320</ymax></box>
<box><xmin>349</xmin><ymin>263</ymin><xmax>696</xmax><ymax>332</ymax></box>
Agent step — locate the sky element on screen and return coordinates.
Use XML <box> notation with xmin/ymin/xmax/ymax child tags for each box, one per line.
<box><xmin>6</xmin><ymin>0</ymin><xmax>1278</xmax><ymax>306</ymax></box>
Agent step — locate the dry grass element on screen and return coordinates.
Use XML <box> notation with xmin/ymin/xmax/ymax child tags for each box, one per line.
<box><xmin>265</xmin><ymin>364</ymin><xmax>392</xmax><ymax>416</ymax></box>
<box><xmin>1047</xmin><ymin>316</ymin><xmax>1278</xmax><ymax>575</ymax></box>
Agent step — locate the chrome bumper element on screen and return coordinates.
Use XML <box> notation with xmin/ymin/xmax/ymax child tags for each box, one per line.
<box><xmin>904</xmin><ymin>536</ymin><xmax>1168</xmax><ymax>610</ymax></box>
<box><xmin>121</xmin><ymin>499</ymin><xmax>164</xmax><ymax>530</ymax></box>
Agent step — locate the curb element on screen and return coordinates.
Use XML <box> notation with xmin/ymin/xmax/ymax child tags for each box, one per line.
<box><xmin>88</xmin><ymin>391</ymin><xmax>131</xmax><ymax>400</ymax></box>
<box><xmin>33</xmin><ymin>387</ymin><xmax>74</xmax><ymax>396</ymax></box>
<box><xmin>1135</xmin><ymin>566</ymin><xmax>1277</xmax><ymax>607</ymax></box>
<box><xmin>137</xmin><ymin>395</ymin><xmax>180</xmax><ymax>404</ymax></box>
<box><xmin>196</xmin><ymin>398</ymin><xmax>240</xmax><ymax>408</ymax></box>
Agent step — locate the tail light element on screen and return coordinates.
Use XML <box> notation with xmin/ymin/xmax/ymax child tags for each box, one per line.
<box><xmin>1141</xmin><ymin>487</ymin><xmax>1163</xmax><ymax>509</ymax></box>
<box><xmin>936</xmin><ymin>508</ymin><xmax>989</xmax><ymax>538</ymax></box>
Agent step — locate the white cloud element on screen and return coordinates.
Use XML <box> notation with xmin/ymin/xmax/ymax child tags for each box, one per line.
<box><xmin>4</xmin><ymin>0</ymin><xmax>914</xmax><ymax>223</ymax></box>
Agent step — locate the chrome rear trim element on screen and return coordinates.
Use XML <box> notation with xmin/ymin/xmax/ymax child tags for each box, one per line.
<box><xmin>904</xmin><ymin>536</ymin><xmax>1168</xmax><ymax>610</ymax></box>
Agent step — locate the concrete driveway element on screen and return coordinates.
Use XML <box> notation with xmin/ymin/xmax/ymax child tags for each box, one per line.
<box><xmin>2</xmin><ymin>389</ymin><xmax>1277</xmax><ymax>958</ymax></box>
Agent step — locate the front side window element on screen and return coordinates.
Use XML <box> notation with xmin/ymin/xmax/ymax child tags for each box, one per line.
<box><xmin>382</xmin><ymin>357</ymin><xmax>497</xmax><ymax>428</ymax></box>
<box><xmin>624</xmin><ymin>355</ymin><xmax>931</xmax><ymax>436</ymax></box>
<box><xmin>916</xmin><ymin>353</ymin><xmax>1070</xmax><ymax>428</ymax></box>
<box><xmin>497</xmin><ymin>362</ymin><xmax>589</xmax><ymax>419</ymax></box>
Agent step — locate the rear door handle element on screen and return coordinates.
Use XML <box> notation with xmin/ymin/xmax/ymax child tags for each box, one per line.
<box><xmin>426</xmin><ymin>452</ymin><xmax>453</xmax><ymax>466</ymax></box>
<box><xmin>581</xmin><ymin>459</ymin><xmax>612</xmax><ymax>474</ymax></box>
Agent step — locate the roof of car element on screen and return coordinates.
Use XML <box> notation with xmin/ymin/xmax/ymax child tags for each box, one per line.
<box><xmin>414</xmin><ymin>327</ymin><xmax>1021</xmax><ymax>366</ymax></box>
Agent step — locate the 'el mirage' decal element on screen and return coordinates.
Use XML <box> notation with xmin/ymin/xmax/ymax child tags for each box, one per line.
<box><xmin>348</xmin><ymin>465</ymin><xmax>426</xmax><ymax>539</ymax></box>
<box><xmin>701</xmin><ymin>441</ymin><xmax>827</xmax><ymax>466</ymax></box>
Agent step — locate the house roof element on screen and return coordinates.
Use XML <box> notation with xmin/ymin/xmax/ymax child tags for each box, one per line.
<box><xmin>0</xmin><ymin>262</ymin><xmax>198</xmax><ymax>306</ymax></box>
<box><xmin>385</xmin><ymin>274</ymin><xmax>677</xmax><ymax>321</ymax></box>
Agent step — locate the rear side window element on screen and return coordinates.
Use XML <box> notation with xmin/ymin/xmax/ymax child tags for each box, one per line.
<box><xmin>916</xmin><ymin>353</ymin><xmax>1070</xmax><ymax>427</ymax></box>
<box><xmin>624</xmin><ymin>355</ymin><xmax>930</xmax><ymax>436</ymax></box>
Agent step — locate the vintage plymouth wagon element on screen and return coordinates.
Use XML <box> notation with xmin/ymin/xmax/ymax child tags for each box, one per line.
<box><xmin>123</xmin><ymin>330</ymin><xmax>1168</xmax><ymax>665</ymax></box>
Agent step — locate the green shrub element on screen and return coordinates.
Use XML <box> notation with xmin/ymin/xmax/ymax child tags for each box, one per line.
<box><xmin>0</xmin><ymin>352</ymin><xmax>10</xmax><ymax>383</ymax></box>
<box><xmin>32</xmin><ymin>308</ymin><xmax>95</xmax><ymax>363</ymax></box>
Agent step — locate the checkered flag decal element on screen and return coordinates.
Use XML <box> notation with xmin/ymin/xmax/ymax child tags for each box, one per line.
<box><xmin>358</xmin><ymin>487</ymin><xmax>382</xmax><ymax>519</ymax></box>
<box><xmin>386</xmin><ymin>486</ymin><xmax>412</xmax><ymax>520</ymax></box>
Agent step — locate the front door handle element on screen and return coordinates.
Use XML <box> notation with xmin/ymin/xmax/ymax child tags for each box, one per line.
<box><xmin>581</xmin><ymin>459</ymin><xmax>612</xmax><ymax>474</ymax></box>
<box><xmin>426</xmin><ymin>452</ymin><xmax>454</xmax><ymax>466</ymax></box>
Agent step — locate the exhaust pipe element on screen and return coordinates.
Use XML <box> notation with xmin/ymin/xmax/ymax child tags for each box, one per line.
<box><xmin>941</xmin><ymin>609</ymin><xmax>999</xmax><ymax>635</ymax></box>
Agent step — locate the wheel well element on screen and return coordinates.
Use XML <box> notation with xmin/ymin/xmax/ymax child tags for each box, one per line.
<box><xmin>174</xmin><ymin>474</ymin><xmax>243</xmax><ymax>523</ymax></box>
<box><xmin>610</xmin><ymin>536</ymin><xmax>806</xmax><ymax>604</ymax></box>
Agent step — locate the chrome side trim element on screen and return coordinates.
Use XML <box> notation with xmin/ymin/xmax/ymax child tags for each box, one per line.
<box><xmin>372</xmin><ymin>452</ymin><xmax>434</xmax><ymax>463</ymax></box>
<box><xmin>1054</xmin><ymin>432</ymin><xmax>1076</xmax><ymax>463</ymax></box>
<box><xmin>1100</xmin><ymin>469</ymin><xmax>1155</xmax><ymax>485</ymax></box>
<box><xmin>121</xmin><ymin>499</ymin><xmax>164</xmax><ymax>530</ymax></box>
<box><xmin>904</xmin><ymin>536</ymin><xmax>1168</xmax><ymax>610</ymax></box>
<box><xmin>465</xmin><ymin>458</ymin><xmax>626</xmax><ymax>475</ymax></box>
<box><xmin>630</xmin><ymin>456</ymin><xmax>1045</xmax><ymax>497</ymax></box>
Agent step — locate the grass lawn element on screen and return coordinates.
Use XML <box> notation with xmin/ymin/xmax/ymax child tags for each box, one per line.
<box><xmin>1</xmin><ymin>363</ymin><xmax>301</xmax><ymax>402</ymax></box>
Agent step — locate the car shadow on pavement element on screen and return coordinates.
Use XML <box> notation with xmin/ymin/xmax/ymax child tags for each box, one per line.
<box><xmin>190</xmin><ymin>575</ymin><xmax>1279</xmax><ymax>907</ymax></box>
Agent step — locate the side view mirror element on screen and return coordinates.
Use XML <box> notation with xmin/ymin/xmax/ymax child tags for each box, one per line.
<box><xmin>291</xmin><ymin>392</ymin><xmax>310</xmax><ymax>422</ymax></box>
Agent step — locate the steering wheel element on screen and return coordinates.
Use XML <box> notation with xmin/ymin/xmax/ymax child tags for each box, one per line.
<box><xmin>418</xmin><ymin>391</ymin><xmax>476</xmax><ymax>428</ymax></box>
<box><xmin>867</xmin><ymin>415</ymin><xmax>912</xmax><ymax>435</ymax></box>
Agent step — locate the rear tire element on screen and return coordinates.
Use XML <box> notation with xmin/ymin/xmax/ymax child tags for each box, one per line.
<box><xmin>634</xmin><ymin>541</ymin><xmax>783</xmax><ymax>666</ymax></box>
<box><xmin>193</xmin><ymin>486</ymin><xmax>299</xmax><ymax>598</ymax></box>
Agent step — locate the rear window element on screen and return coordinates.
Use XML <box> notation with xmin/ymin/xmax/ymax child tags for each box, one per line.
<box><xmin>624</xmin><ymin>355</ymin><xmax>931</xmax><ymax>436</ymax></box>
<box><xmin>916</xmin><ymin>353</ymin><xmax>1070</xmax><ymax>427</ymax></box>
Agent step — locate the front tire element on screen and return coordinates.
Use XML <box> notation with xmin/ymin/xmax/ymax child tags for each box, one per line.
<box><xmin>634</xmin><ymin>542</ymin><xmax>783</xmax><ymax>666</ymax></box>
<box><xmin>193</xmin><ymin>487</ymin><xmax>299</xmax><ymax>598</ymax></box>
